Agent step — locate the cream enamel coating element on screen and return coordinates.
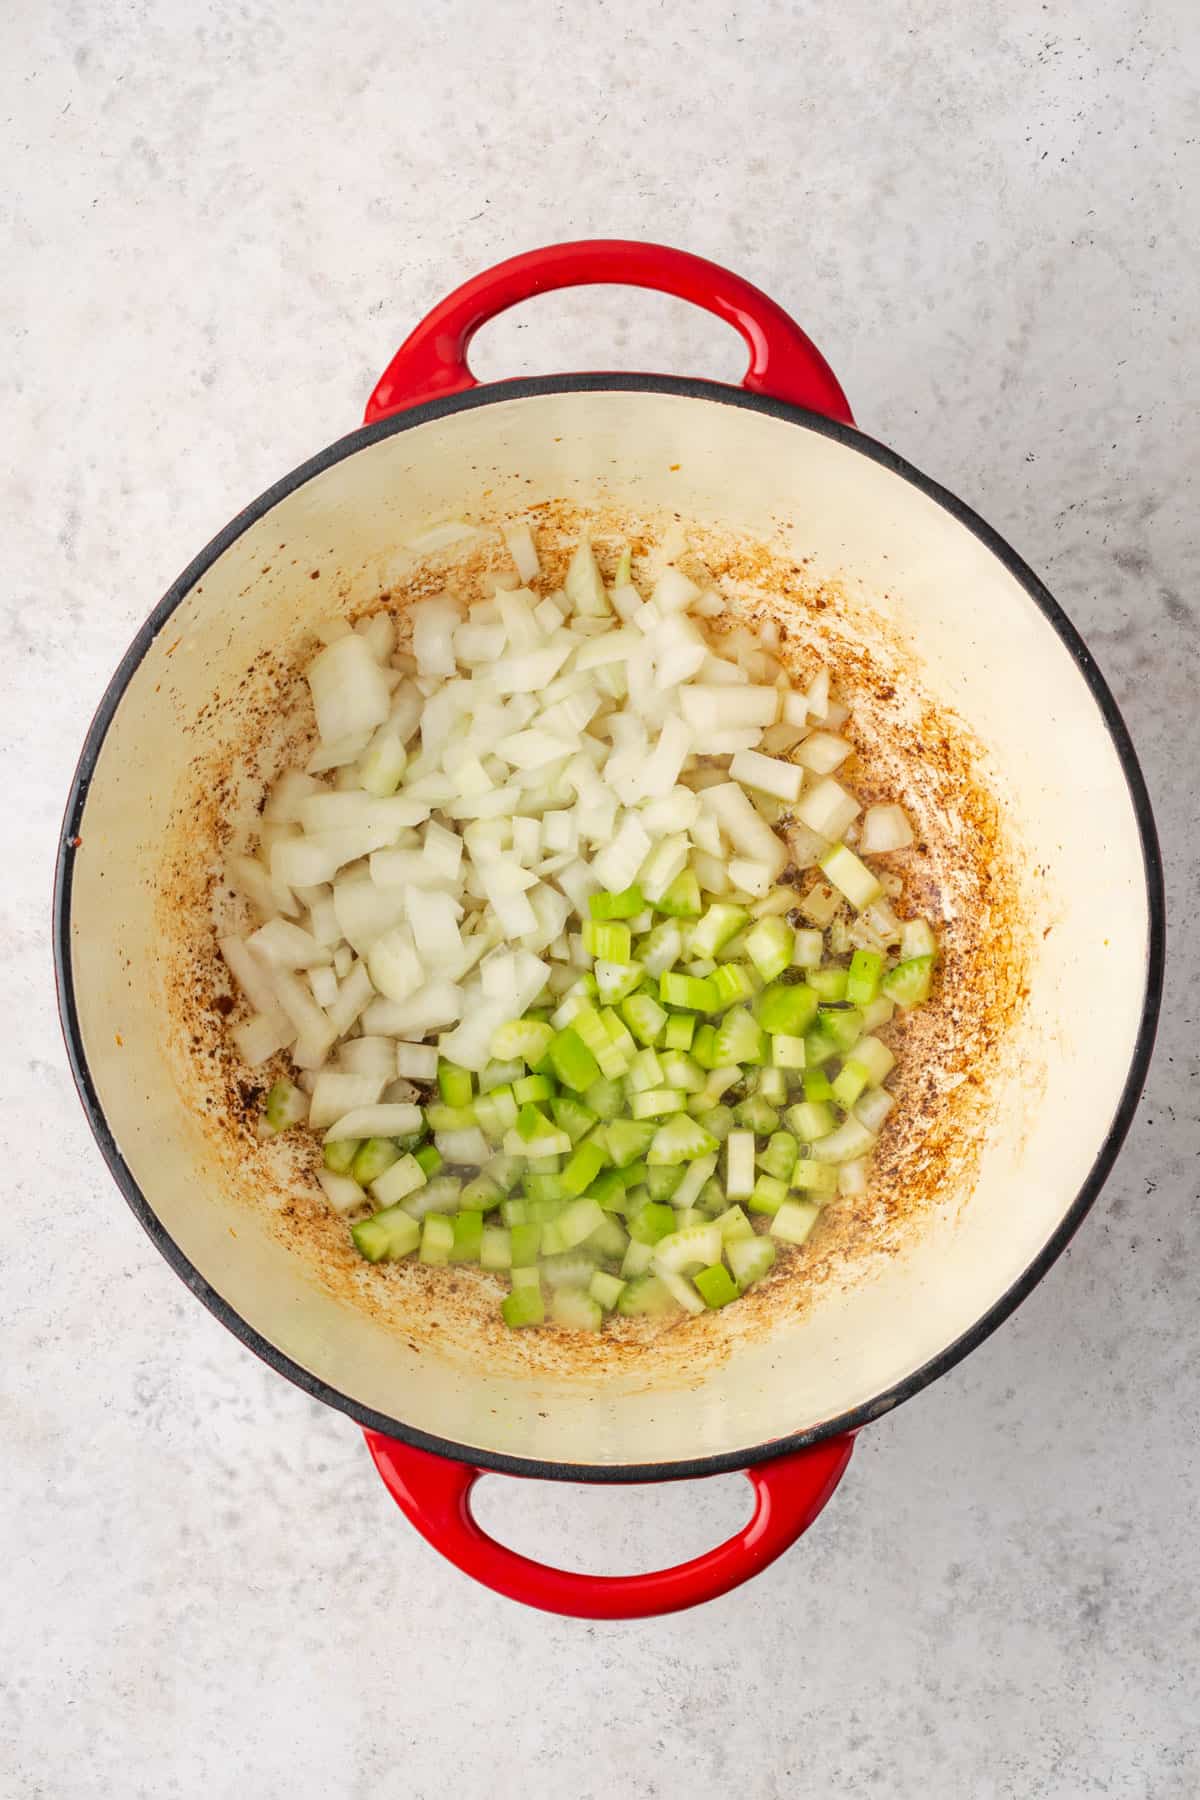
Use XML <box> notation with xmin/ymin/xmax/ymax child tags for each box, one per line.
<box><xmin>63</xmin><ymin>387</ymin><xmax>1152</xmax><ymax>1468</ymax></box>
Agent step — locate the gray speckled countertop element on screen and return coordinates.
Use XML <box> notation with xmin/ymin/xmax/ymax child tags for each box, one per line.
<box><xmin>4</xmin><ymin>3</ymin><xmax>1198</xmax><ymax>1795</ymax></box>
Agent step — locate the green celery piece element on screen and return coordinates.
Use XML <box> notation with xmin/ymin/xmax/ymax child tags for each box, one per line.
<box><xmin>708</xmin><ymin>963</ymin><xmax>758</xmax><ymax>1010</ymax></box>
<box><xmin>480</xmin><ymin>1225</ymin><xmax>512</xmax><ymax>1270</ymax></box>
<box><xmin>790</xmin><ymin>1158</ymin><xmax>840</xmax><ymax>1194</ymax></box>
<box><xmin>663</xmin><ymin>1012</ymin><xmax>696</xmax><ymax>1051</ymax></box>
<box><xmin>424</xmin><ymin>1101</ymin><xmax>477</xmax><ymax>1132</ymax></box>
<box><xmin>691</xmin><ymin>1023</ymin><xmax>720</xmax><ymax>1069</ymax></box>
<box><xmin>627</xmin><ymin>1202</ymin><xmax>678</xmax><ymax>1246</ymax></box>
<box><xmin>501</xmin><ymin>1197</ymin><xmax>529</xmax><ymax>1226</ymax></box>
<box><xmin>514</xmin><ymin>1072</ymin><xmax>556</xmax><ymax>1105</ymax></box>
<box><xmin>549</xmin><ymin>1027</ymin><xmax>602</xmax><ymax>1093</ymax></box>
<box><xmin>583</xmin><ymin>1075</ymin><xmax>624</xmax><ymax>1120</ymax></box>
<box><xmin>560</xmin><ymin>1141</ymin><xmax>607</xmax><ymax>1198</ymax></box>
<box><xmin>524</xmin><ymin>1195</ymin><xmax>566</xmax><ymax>1224</ymax></box>
<box><xmin>419</xmin><ymin>1214</ymin><xmax>454</xmax><ymax>1265</ymax></box>
<box><xmin>694</xmin><ymin>1263</ymin><xmax>740</xmax><ymax>1308</ymax></box>
<box><xmin>626</xmin><ymin>1046</ymin><xmax>664</xmax><ymax>1092</ymax></box>
<box><xmin>484</xmin><ymin>1153</ymin><xmax>522</xmax><ymax>1191</ymax></box>
<box><xmin>414</xmin><ymin>1143</ymin><xmax>443</xmax><ymax>1178</ymax></box>
<box><xmin>802</xmin><ymin>1069</ymin><xmax>834</xmax><ymax>1103</ymax></box>
<box><xmin>756</xmin><ymin>982</ymin><xmax>820</xmax><ymax>1036</ymax></box>
<box><xmin>523</xmin><ymin>1172</ymin><xmax>564</xmax><ymax>1204</ymax></box>
<box><xmin>551</xmin><ymin>1094</ymin><xmax>598</xmax><ymax>1143</ymax></box>
<box><xmin>714</xmin><ymin>1203</ymin><xmax>755</xmax><ymax>1242</ymax></box>
<box><xmin>557</xmin><ymin>1197</ymin><xmax>606</xmax><ymax>1248</ymax></box>
<box><xmin>659</xmin><ymin>971</ymin><xmax>717</xmax><ymax>1012</ymax></box>
<box><xmin>594</xmin><ymin>959</ymin><xmax>645</xmax><ymax>1005</ymax></box>
<box><xmin>692</xmin><ymin>1103</ymin><xmax>735</xmax><ymax>1143</ymax></box>
<box><xmin>437</xmin><ymin>1060</ymin><xmax>474</xmax><ymax>1108</ymax></box>
<box><xmin>589</xmin><ymin>884</ymin><xmax>644</xmax><ymax>920</ymax></box>
<box><xmin>755</xmin><ymin>1064</ymin><xmax>788</xmax><ymax>1105</ymax></box>
<box><xmin>606</xmin><ymin>1118</ymin><xmax>658</xmax><ymax>1168</ymax></box>
<box><xmin>460</xmin><ymin>1172</ymin><xmax>505</xmax><ymax>1212</ymax></box>
<box><xmin>654</xmin><ymin>869</ymin><xmax>702</xmax><ymax>918</ymax></box>
<box><xmin>619</xmin><ymin>1160</ymin><xmax>649</xmax><ymax>1188</ymax></box>
<box><xmin>264</xmin><ymin>1079</ymin><xmax>306</xmax><ymax>1133</ymax></box>
<box><xmin>351</xmin><ymin>1205</ymin><xmax>420</xmax><ymax>1263</ymax></box>
<box><xmin>660</xmin><ymin>1051</ymin><xmax>705</xmax><ymax>1093</ymax></box>
<box><xmin>585</xmin><ymin>1214</ymin><xmax>629</xmax><ymax>1259</ymax></box>
<box><xmin>589</xmin><ymin>1270</ymin><xmax>626</xmax><ymax>1311</ymax></box>
<box><xmin>712</xmin><ymin>1007</ymin><xmax>766</xmax><ymax>1066</ymax></box>
<box><xmin>749</xmin><ymin>1174</ymin><xmax>789</xmax><ymax>1216</ymax></box>
<box><xmin>509</xmin><ymin>1222</ymin><xmax>542</xmax><ymax>1267</ymax></box>
<box><xmin>744</xmin><ymin>916</ymin><xmax>794</xmax><ymax>982</ymax></box>
<box><xmin>323</xmin><ymin>1138</ymin><xmax>360</xmax><ymax>1177</ymax></box>
<box><xmin>481</xmin><ymin>1057</ymin><xmax>524</xmax><ymax>1092</ymax></box>
<box><xmin>631</xmin><ymin>1087</ymin><xmax>687</xmax><ymax>1120</ymax></box>
<box><xmin>832</xmin><ymin>1062</ymin><xmax>869</xmax><ymax>1109</ymax></box>
<box><xmin>808</xmin><ymin>965</ymin><xmax>849</xmax><ymax>1002</ymax></box>
<box><xmin>787</xmin><ymin>1100</ymin><xmax>837</xmax><ymax>1141</ymax></box>
<box><xmin>550</xmin><ymin>1287</ymin><xmax>603</xmax><ymax>1331</ymax></box>
<box><xmin>501</xmin><ymin>1284</ymin><xmax>545</xmax><ymax>1328</ymax></box>
<box><xmin>817</xmin><ymin>1007</ymin><xmax>864</xmax><ymax>1052</ymax></box>
<box><xmin>583</xmin><ymin>918</ymin><xmax>632</xmax><ymax>962</ymax></box>
<box><xmin>646</xmin><ymin>1164</ymin><xmax>686</xmax><ymax>1202</ymax></box>
<box><xmin>636</xmin><ymin>920</ymin><xmax>684</xmax><ymax>976</ymax></box>
<box><xmin>491</xmin><ymin>1017</ymin><xmax>555</xmax><ymax>1065</ymax></box>
<box><xmin>734</xmin><ymin>1094</ymin><xmax>780</xmax><ymax>1134</ymax></box>
<box><xmin>647</xmin><ymin>1114</ymin><xmax>720</xmax><ymax>1166</ymax></box>
<box><xmin>758</xmin><ymin>1131</ymin><xmax>799</xmax><ymax>1181</ymax></box>
<box><xmin>690</xmin><ymin>903</ymin><xmax>750</xmax><ymax>959</ymax></box>
<box><xmin>617</xmin><ymin>1271</ymin><xmax>679</xmax><ymax>1316</ymax></box>
<box><xmin>770</xmin><ymin>1198</ymin><xmax>821</xmax><ymax>1245</ymax></box>
<box><xmin>591</xmin><ymin>1169</ymin><xmax>629</xmax><ymax>1212</ymax></box>
<box><xmin>846</xmin><ymin>949</ymin><xmax>884</xmax><ymax>1005</ymax></box>
<box><xmin>620</xmin><ymin>992</ymin><xmax>668</xmax><ymax>1047</ymax></box>
<box><xmin>880</xmin><ymin>954</ymin><xmax>936</xmax><ymax>1008</ymax></box>
<box><xmin>725</xmin><ymin>1235</ymin><xmax>777</xmax><ymax>1288</ymax></box>
<box><xmin>449</xmin><ymin>1211</ymin><xmax>484</xmax><ymax>1263</ymax></box>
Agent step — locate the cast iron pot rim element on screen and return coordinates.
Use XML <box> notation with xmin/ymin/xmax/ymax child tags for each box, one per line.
<box><xmin>53</xmin><ymin>372</ymin><xmax>1165</xmax><ymax>1484</ymax></box>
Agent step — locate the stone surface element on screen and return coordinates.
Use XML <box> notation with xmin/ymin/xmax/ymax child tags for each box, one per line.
<box><xmin>3</xmin><ymin>2</ymin><xmax>1197</xmax><ymax>1795</ymax></box>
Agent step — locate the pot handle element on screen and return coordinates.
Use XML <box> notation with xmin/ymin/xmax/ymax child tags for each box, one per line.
<box><xmin>363</xmin><ymin>1429</ymin><xmax>853</xmax><ymax>1620</ymax></box>
<box><xmin>364</xmin><ymin>239</ymin><xmax>854</xmax><ymax>426</ymax></box>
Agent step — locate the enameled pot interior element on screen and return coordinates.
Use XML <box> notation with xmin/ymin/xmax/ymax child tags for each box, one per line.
<box><xmin>60</xmin><ymin>382</ymin><xmax>1156</xmax><ymax>1472</ymax></box>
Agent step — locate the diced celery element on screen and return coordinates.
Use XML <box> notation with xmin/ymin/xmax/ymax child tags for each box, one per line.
<box><xmin>744</xmin><ymin>916</ymin><xmax>794</xmax><ymax>982</ymax></box>
<box><xmin>351</xmin><ymin>1205</ymin><xmax>421</xmax><ymax>1262</ymax></box>
<box><xmin>756</xmin><ymin>981</ymin><xmax>819</xmax><ymax>1035</ymax></box>
<box><xmin>692</xmin><ymin>1103</ymin><xmax>735</xmax><ymax>1143</ymax></box>
<box><xmin>809</xmin><ymin>1115</ymin><xmax>877</xmax><ymax>1164</ymax></box>
<box><xmin>725</xmin><ymin>1130</ymin><xmax>757</xmax><ymax>1200</ymax></box>
<box><xmin>694</xmin><ymin>1263</ymin><xmax>739</xmax><ymax>1308</ymax></box>
<box><xmin>591</xmin><ymin>1168</ymin><xmax>629</xmax><ymax>1211</ymax></box>
<box><xmin>637</xmin><ymin>920</ymin><xmax>684</xmax><ymax>976</ymax></box>
<box><xmin>725</xmin><ymin>1234</ymin><xmax>777</xmax><ymax>1288</ymax></box>
<box><xmin>658</xmin><ymin>970</ymin><xmax>716</xmax><ymax>1012</ymax></box>
<box><xmin>589</xmin><ymin>884</ymin><xmax>644</xmax><ymax>920</ymax></box>
<box><xmin>474</xmin><ymin>1086</ymin><xmax>519</xmax><ymax>1139</ymax></box>
<box><xmin>787</xmin><ymin>1100</ymin><xmax>837</xmax><ymax>1142</ymax></box>
<box><xmin>690</xmin><ymin>903</ymin><xmax>750</xmax><ymax>959</ymax></box>
<box><xmin>424</xmin><ymin>1101</ymin><xmax>477</xmax><ymax>1133</ymax></box>
<box><xmin>513</xmin><ymin>1071</ymin><xmax>554</xmax><ymax>1105</ymax></box>
<box><xmin>771</xmin><ymin>1032</ymin><xmax>807</xmax><ymax>1070</ymax></box>
<box><xmin>714</xmin><ymin>1203</ymin><xmax>754</xmax><ymax>1243</ymax></box>
<box><xmin>509</xmin><ymin>1222</ymin><xmax>542</xmax><ymax>1266</ymax></box>
<box><xmin>756</xmin><ymin>1065</ymin><xmax>787</xmax><ymax>1105</ymax></box>
<box><xmin>691</xmin><ymin>1023</ymin><xmax>720</xmax><ymax>1069</ymax></box>
<box><xmin>808</xmin><ymin>966</ymin><xmax>849</xmax><ymax>1002</ymax></box>
<box><xmin>655</xmin><ymin>869</ymin><xmax>702</xmax><ymax>918</ymax></box>
<box><xmin>646</xmin><ymin>1164</ymin><xmax>686</xmax><ymax>1202</ymax></box>
<box><xmin>734</xmin><ymin>1094</ymin><xmax>780</xmax><ymax>1135</ymax></box>
<box><xmin>560</xmin><ymin>1141</ymin><xmax>607</xmax><ymax>1197</ymax></box>
<box><xmin>802</xmin><ymin>1069</ymin><xmax>834</xmax><ymax>1103</ymax></box>
<box><xmin>419</xmin><ymin>1214</ymin><xmax>454</xmax><ymax>1265</ymax></box>
<box><xmin>708</xmin><ymin>963</ymin><xmax>758</xmax><ymax>1009</ymax></box>
<box><xmin>323</xmin><ymin>1138</ymin><xmax>360</xmax><ymax>1176</ymax></box>
<box><xmin>510</xmin><ymin>1265</ymin><xmax>541</xmax><ymax>1290</ymax></box>
<box><xmin>449</xmin><ymin>1211</ymin><xmax>484</xmax><ymax>1262</ymax></box>
<box><xmin>621</xmin><ymin>1238</ymin><xmax>655</xmax><ymax>1277</ymax></box>
<box><xmin>555</xmin><ymin>1197</ymin><xmax>605</xmax><ymax>1248</ymax></box>
<box><xmin>749</xmin><ymin>1174</ymin><xmax>789</xmax><ymax>1216</ymax></box>
<box><xmin>583</xmin><ymin>1076</ymin><xmax>624</xmax><ymax>1120</ymax></box>
<box><xmin>846</xmin><ymin>949</ymin><xmax>884</xmax><ymax>1005</ymax></box>
<box><xmin>502</xmin><ymin>1284</ymin><xmax>545</xmax><ymax>1328</ymax></box>
<box><xmin>832</xmin><ymin>1062</ymin><xmax>868</xmax><ymax>1108</ymax></box>
<box><xmin>617</xmin><ymin>1272</ymin><xmax>679</xmax><ymax>1316</ymax></box>
<box><xmin>594</xmin><ymin>959</ymin><xmax>644</xmax><ymax>1005</ymax></box>
<box><xmin>583</xmin><ymin>919</ymin><xmax>632</xmax><ymax>962</ymax></box>
<box><xmin>549</xmin><ymin>1026</ymin><xmax>602</xmax><ymax>1093</ymax></box>
<box><xmin>626</xmin><ymin>1047</ymin><xmax>665</xmax><ymax>1092</ymax></box>
<box><xmin>589</xmin><ymin>1270</ymin><xmax>626</xmax><ymax>1311</ymax></box>
<box><xmin>654</xmin><ymin>1221</ymin><xmax>723</xmax><ymax>1273</ymax></box>
<box><xmin>792</xmin><ymin>927</ymin><xmax>823</xmax><ymax>968</ymax></box>
<box><xmin>770</xmin><ymin>1199</ymin><xmax>821</xmax><ymax>1245</ymax></box>
<box><xmin>621</xmin><ymin>991</ymin><xmax>669</xmax><ymax>1046</ymax></box>
<box><xmin>491</xmin><ymin>1018</ymin><xmax>555</xmax><ymax>1064</ymax></box>
<box><xmin>369</xmin><ymin>1153</ymin><xmax>427</xmax><ymax>1207</ymax></box>
<box><xmin>481</xmin><ymin>1058</ymin><xmax>524</xmax><ymax>1092</ymax></box>
<box><xmin>790</xmin><ymin>1158</ymin><xmax>840</xmax><ymax>1194</ymax></box>
<box><xmin>632</xmin><ymin>1087</ymin><xmax>687</xmax><ymax>1120</ymax></box>
<box><xmin>661</xmin><ymin>1051</ymin><xmax>705</xmax><ymax>1093</ymax></box>
<box><xmin>502</xmin><ymin>1196</ymin><xmax>529</xmax><ymax>1225</ymax></box>
<box><xmin>713</xmin><ymin>1008</ymin><xmax>766</xmax><ymax>1066</ymax></box>
<box><xmin>586</xmin><ymin>1214</ymin><xmax>629</xmax><ymax>1259</ymax></box>
<box><xmin>606</xmin><ymin>1117</ymin><xmax>658</xmax><ymax>1167</ymax></box>
<box><xmin>550</xmin><ymin>1287</ymin><xmax>603</xmax><ymax>1330</ymax></box>
<box><xmin>627</xmin><ymin>1202</ymin><xmax>677</xmax><ymax>1245</ymax></box>
<box><xmin>758</xmin><ymin>1131</ymin><xmax>799</xmax><ymax>1181</ymax></box>
<box><xmin>663</xmin><ymin>1011</ymin><xmax>696</xmax><ymax>1051</ymax></box>
<box><xmin>881</xmin><ymin>953</ymin><xmax>935</xmax><ymax>1007</ymax></box>
<box><xmin>485</xmin><ymin>1153</ymin><xmax>522</xmax><ymax>1191</ymax></box>
<box><xmin>647</xmin><ymin>1114</ymin><xmax>720</xmax><ymax>1166</ymax></box>
<box><xmin>480</xmin><ymin>1225</ymin><xmax>512</xmax><ymax>1269</ymax></box>
<box><xmin>550</xmin><ymin>1094</ymin><xmax>597</xmax><ymax>1144</ymax></box>
<box><xmin>264</xmin><ymin>1079</ymin><xmax>307</xmax><ymax>1133</ymax></box>
<box><xmin>437</xmin><ymin>1060</ymin><xmax>474</xmax><ymax>1108</ymax></box>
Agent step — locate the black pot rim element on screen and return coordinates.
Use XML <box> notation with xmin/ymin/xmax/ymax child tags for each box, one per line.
<box><xmin>53</xmin><ymin>372</ymin><xmax>1165</xmax><ymax>1485</ymax></box>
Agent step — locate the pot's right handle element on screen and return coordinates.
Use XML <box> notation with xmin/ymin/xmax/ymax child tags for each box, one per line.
<box><xmin>364</xmin><ymin>239</ymin><xmax>854</xmax><ymax>426</ymax></box>
<box><xmin>363</xmin><ymin>1431</ymin><xmax>854</xmax><ymax>1620</ymax></box>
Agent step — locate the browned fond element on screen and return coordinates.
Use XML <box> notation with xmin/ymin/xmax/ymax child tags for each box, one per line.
<box><xmin>157</xmin><ymin>500</ymin><xmax>1031</xmax><ymax>1394</ymax></box>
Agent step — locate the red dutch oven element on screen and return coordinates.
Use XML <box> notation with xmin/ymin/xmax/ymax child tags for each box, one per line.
<box><xmin>55</xmin><ymin>242</ymin><xmax>1163</xmax><ymax>1618</ymax></box>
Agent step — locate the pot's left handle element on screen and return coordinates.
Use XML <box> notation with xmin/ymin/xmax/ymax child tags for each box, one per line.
<box><xmin>363</xmin><ymin>1431</ymin><xmax>853</xmax><ymax>1620</ymax></box>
